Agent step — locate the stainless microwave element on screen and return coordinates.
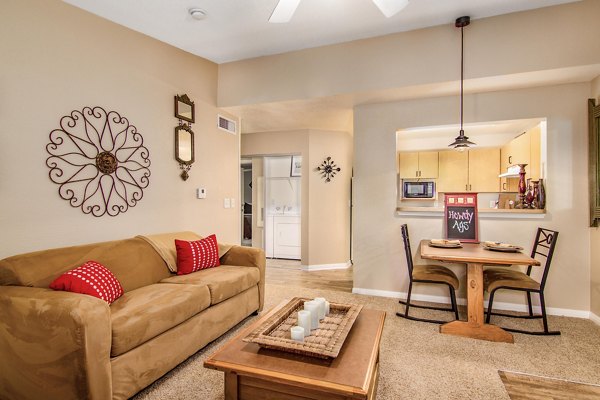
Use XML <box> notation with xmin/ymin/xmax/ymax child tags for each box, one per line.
<box><xmin>402</xmin><ymin>181</ymin><xmax>436</xmax><ymax>199</ymax></box>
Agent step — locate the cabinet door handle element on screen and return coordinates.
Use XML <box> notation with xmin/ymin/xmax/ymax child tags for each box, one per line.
<box><xmin>465</xmin><ymin>184</ymin><xmax>468</xmax><ymax>191</ymax></box>
<box><xmin>469</xmin><ymin>184</ymin><xmax>472</xmax><ymax>191</ymax></box>
<box><xmin>509</xmin><ymin>155</ymin><xmax>512</xmax><ymax>164</ymax></box>
<box><xmin>502</xmin><ymin>182</ymin><xmax>507</xmax><ymax>191</ymax></box>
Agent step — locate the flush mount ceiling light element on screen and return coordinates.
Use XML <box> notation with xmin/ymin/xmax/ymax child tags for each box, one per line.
<box><xmin>189</xmin><ymin>8</ymin><xmax>207</xmax><ymax>20</ymax></box>
<box><xmin>449</xmin><ymin>16</ymin><xmax>476</xmax><ymax>151</ymax></box>
<box><xmin>269</xmin><ymin>0</ymin><xmax>409</xmax><ymax>23</ymax></box>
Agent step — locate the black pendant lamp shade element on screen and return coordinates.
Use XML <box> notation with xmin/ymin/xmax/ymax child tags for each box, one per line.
<box><xmin>449</xmin><ymin>16</ymin><xmax>475</xmax><ymax>150</ymax></box>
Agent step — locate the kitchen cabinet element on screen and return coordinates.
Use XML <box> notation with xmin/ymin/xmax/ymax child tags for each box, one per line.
<box><xmin>500</xmin><ymin>177</ymin><xmax>519</xmax><ymax>193</ymax></box>
<box><xmin>528</xmin><ymin>125</ymin><xmax>541</xmax><ymax>181</ymax></box>
<box><xmin>398</xmin><ymin>151</ymin><xmax>439</xmax><ymax>179</ymax></box>
<box><xmin>437</xmin><ymin>151</ymin><xmax>468</xmax><ymax>192</ymax></box>
<box><xmin>437</xmin><ymin>148</ymin><xmax>500</xmax><ymax>193</ymax></box>
<box><xmin>507</xmin><ymin>132</ymin><xmax>531</xmax><ymax>166</ymax></box>
<box><xmin>500</xmin><ymin>145</ymin><xmax>519</xmax><ymax>192</ymax></box>
<box><xmin>468</xmin><ymin>148</ymin><xmax>500</xmax><ymax>192</ymax></box>
<box><xmin>500</xmin><ymin>124</ymin><xmax>541</xmax><ymax>192</ymax></box>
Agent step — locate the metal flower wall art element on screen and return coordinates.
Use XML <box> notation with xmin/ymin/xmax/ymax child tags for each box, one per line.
<box><xmin>46</xmin><ymin>106</ymin><xmax>151</xmax><ymax>217</ymax></box>
<box><xmin>316</xmin><ymin>157</ymin><xmax>341</xmax><ymax>182</ymax></box>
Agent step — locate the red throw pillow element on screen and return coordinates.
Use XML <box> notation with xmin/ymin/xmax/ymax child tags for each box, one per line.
<box><xmin>175</xmin><ymin>234</ymin><xmax>220</xmax><ymax>275</ymax></box>
<box><xmin>49</xmin><ymin>261</ymin><xmax>124</xmax><ymax>304</ymax></box>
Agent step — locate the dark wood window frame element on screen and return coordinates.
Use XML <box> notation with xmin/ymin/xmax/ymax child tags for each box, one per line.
<box><xmin>589</xmin><ymin>99</ymin><xmax>600</xmax><ymax>226</ymax></box>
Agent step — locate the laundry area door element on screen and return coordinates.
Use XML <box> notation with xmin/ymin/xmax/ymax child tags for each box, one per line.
<box><xmin>240</xmin><ymin>159</ymin><xmax>253</xmax><ymax>247</ymax></box>
<box><xmin>264</xmin><ymin>156</ymin><xmax>301</xmax><ymax>260</ymax></box>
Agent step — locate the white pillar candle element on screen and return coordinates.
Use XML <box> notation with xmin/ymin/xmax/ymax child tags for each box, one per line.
<box><xmin>303</xmin><ymin>301</ymin><xmax>320</xmax><ymax>329</ymax></box>
<box><xmin>314</xmin><ymin>297</ymin><xmax>326</xmax><ymax>320</ymax></box>
<box><xmin>291</xmin><ymin>326</ymin><xmax>304</xmax><ymax>342</ymax></box>
<box><xmin>297</xmin><ymin>310</ymin><xmax>311</xmax><ymax>336</ymax></box>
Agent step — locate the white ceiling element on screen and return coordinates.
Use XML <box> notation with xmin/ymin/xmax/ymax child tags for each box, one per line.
<box><xmin>63</xmin><ymin>0</ymin><xmax>579</xmax><ymax>64</ymax></box>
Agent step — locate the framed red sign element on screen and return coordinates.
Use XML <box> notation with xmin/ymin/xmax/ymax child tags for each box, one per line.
<box><xmin>444</xmin><ymin>193</ymin><xmax>479</xmax><ymax>243</ymax></box>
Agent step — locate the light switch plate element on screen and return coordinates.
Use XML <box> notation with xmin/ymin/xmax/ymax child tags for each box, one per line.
<box><xmin>224</xmin><ymin>198</ymin><xmax>231</xmax><ymax>208</ymax></box>
<box><xmin>196</xmin><ymin>188</ymin><xmax>207</xmax><ymax>199</ymax></box>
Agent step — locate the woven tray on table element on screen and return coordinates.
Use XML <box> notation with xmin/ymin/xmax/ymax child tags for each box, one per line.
<box><xmin>243</xmin><ymin>297</ymin><xmax>363</xmax><ymax>359</ymax></box>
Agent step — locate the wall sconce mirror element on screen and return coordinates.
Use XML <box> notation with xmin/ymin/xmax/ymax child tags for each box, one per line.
<box><xmin>174</xmin><ymin>94</ymin><xmax>195</xmax><ymax>123</ymax></box>
<box><xmin>175</xmin><ymin>124</ymin><xmax>194</xmax><ymax>181</ymax></box>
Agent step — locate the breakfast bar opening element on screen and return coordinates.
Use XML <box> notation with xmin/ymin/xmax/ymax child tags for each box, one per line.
<box><xmin>396</xmin><ymin>118</ymin><xmax>547</xmax><ymax>215</ymax></box>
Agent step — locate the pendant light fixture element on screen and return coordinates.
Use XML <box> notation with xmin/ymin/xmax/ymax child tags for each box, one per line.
<box><xmin>449</xmin><ymin>16</ymin><xmax>475</xmax><ymax>151</ymax></box>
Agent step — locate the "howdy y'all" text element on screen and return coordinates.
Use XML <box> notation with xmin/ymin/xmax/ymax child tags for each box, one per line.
<box><xmin>448</xmin><ymin>209</ymin><xmax>474</xmax><ymax>233</ymax></box>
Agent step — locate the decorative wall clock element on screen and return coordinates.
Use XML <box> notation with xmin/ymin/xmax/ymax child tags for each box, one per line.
<box><xmin>316</xmin><ymin>157</ymin><xmax>341</xmax><ymax>182</ymax></box>
<box><xmin>46</xmin><ymin>106</ymin><xmax>151</xmax><ymax>217</ymax></box>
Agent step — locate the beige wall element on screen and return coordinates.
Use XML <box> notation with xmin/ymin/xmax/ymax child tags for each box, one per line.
<box><xmin>251</xmin><ymin>158</ymin><xmax>264</xmax><ymax>249</ymax></box>
<box><xmin>218</xmin><ymin>0</ymin><xmax>600</xmax><ymax>108</ymax></box>
<box><xmin>0</xmin><ymin>0</ymin><xmax>240</xmax><ymax>258</ymax></box>
<box><xmin>353</xmin><ymin>83</ymin><xmax>590</xmax><ymax>312</ymax></box>
<box><xmin>241</xmin><ymin>130</ymin><xmax>352</xmax><ymax>267</ymax></box>
<box><xmin>591</xmin><ymin>76</ymin><xmax>600</xmax><ymax>318</ymax></box>
<box><xmin>308</xmin><ymin>130</ymin><xmax>352</xmax><ymax>266</ymax></box>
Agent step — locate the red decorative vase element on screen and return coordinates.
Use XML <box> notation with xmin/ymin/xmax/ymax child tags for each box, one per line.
<box><xmin>515</xmin><ymin>164</ymin><xmax>528</xmax><ymax>209</ymax></box>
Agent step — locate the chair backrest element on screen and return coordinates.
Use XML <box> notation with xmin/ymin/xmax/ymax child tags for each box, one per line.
<box><xmin>527</xmin><ymin>227</ymin><xmax>559</xmax><ymax>290</ymax></box>
<box><xmin>400</xmin><ymin>224</ymin><xmax>414</xmax><ymax>277</ymax></box>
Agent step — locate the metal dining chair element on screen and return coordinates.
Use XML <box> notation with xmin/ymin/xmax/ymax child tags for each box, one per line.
<box><xmin>484</xmin><ymin>227</ymin><xmax>560</xmax><ymax>335</ymax></box>
<box><xmin>396</xmin><ymin>224</ymin><xmax>460</xmax><ymax>324</ymax></box>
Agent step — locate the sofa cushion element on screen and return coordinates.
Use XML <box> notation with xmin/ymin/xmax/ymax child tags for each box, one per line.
<box><xmin>110</xmin><ymin>283</ymin><xmax>210</xmax><ymax>356</ymax></box>
<box><xmin>175</xmin><ymin>235</ymin><xmax>220</xmax><ymax>275</ymax></box>
<box><xmin>160</xmin><ymin>265</ymin><xmax>260</xmax><ymax>305</ymax></box>
<box><xmin>49</xmin><ymin>261</ymin><xmax>124</xmax><ymax>304</ymax></box>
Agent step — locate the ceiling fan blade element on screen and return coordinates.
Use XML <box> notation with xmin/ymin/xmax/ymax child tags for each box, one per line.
<box><xmin>372</xmin><ymin>0</ymin><xmax>409</xmax><ymax>18</ymax></box>
<box><xmin>269</xmin><ymin>0</ymin><xmax>302</xmax><ymax>23</ymax></box>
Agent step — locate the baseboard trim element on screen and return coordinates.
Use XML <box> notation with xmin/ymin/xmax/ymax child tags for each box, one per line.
<box><xmin>590</xmin><ymin>312</ymin><xmax>600</xmax><ymax>326</ymax></box>
<box><xmin>303</xmin><ymin>261</ymin><xmax>352</xmax><ymax>271</ymax></box>
<box><xmin>351</xmin><ymin>287</ymin><xmax>590</xmax><ymax>319</ymax></box>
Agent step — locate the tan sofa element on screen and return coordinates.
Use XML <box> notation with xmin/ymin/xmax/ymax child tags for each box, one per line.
<box><xmin>0</xmin><ymin>233</ymin><xmax>265</xmax><ymax>400</ymax></box>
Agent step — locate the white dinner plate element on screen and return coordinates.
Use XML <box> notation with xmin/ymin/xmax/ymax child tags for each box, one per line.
<box><xmin>482</xmin><ymin>243</ymin><xmax>523</xmax><ymax>252</ymax></box>
<box><xmin>429</xmin><ymin>241</ymin><xmax>462</xmax><ymax>248</ymax></box>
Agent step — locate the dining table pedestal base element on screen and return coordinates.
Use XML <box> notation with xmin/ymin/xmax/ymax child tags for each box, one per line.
<box><xmin>440</xmin><ymin>321</ymin><xmax>514</xmax><ymax>343</ymax></box>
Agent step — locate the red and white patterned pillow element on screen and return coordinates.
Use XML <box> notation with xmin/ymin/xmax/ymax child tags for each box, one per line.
<box><xmin>175</xmin><ymin>234</ymin><xmax>220</xmax><ymax>275</ymax></box>
<box><xmin>49</xmin><ymin>261</ymin><xmax>124</xmax><ymax>304</ymax></box>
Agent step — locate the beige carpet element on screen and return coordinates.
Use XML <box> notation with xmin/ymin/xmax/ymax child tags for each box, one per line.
<box><xmin>133</xmin><ymin>284</ymin><xmax>600</xmax><ymax>400</ymax></box>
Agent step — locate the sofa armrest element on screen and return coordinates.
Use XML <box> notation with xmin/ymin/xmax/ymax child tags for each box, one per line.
<box><xmin>220</xmin><ymin>246</ymin><xmax>266</xmax><ymax>311</ymax></box>
<box><xmin>0</xmin><ymin>286</ymin><xmax>112</xmax><ymax>400</ymax></box>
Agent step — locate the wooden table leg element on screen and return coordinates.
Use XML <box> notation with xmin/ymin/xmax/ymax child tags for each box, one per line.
<box><xmin>225</xmin><ymin>371</ymin><xmax>239</xmax><ymax>400</ymax></box>
<box><xmin>440</xmin><ymin>263</ymin><xmax>513</xmax><ymax>343</ymax></box>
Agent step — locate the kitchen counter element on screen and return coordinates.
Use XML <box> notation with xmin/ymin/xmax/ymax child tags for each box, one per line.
<box><xmin>396</xmin><ymin>207</ymin><xmax>545</xmax><ymax>219</ymax></box>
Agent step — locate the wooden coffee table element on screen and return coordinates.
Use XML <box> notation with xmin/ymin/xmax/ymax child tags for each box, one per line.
<box><xmin>204</xmin><ymin>300</ymin><xmax>386</xmax><ymax>400</ymax></box>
